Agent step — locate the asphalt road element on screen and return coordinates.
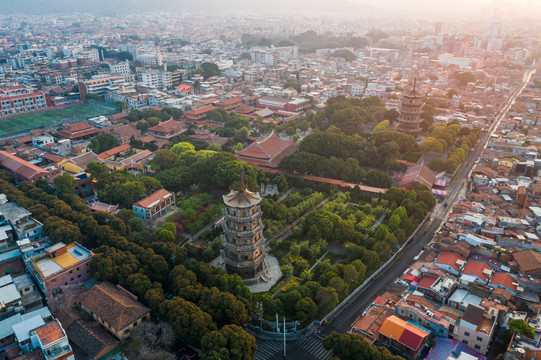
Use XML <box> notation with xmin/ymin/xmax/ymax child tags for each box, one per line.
<box><xmin>255</xmin><ymin>68</ymin><xmax>535</xmax><ymax>360</ymax></box>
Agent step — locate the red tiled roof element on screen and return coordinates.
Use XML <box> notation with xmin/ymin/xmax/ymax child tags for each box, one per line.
<box><xmin>76</xmin><ymin>282</ymin><xmax>150</xmax><ymax>332</ymax></box>
<box><xmin>139</xmin><ymin>134</ymin><xmax>156</xmax><ymax>143</ymax></box>
<box><xmin>379</xmin><ymin>315</ymin><xmax>429</xmax><ymax>351</ymax></box>
<box><xmin>57</xmin><ymin>128</ymin><xmax>98</xmax><ymax>140</ymax></box>
<box><xmin>97</xmin><ymin>144</ymin><xmax>131</xmax><ymax>159</ymax></box>
<box><xmin>133</xmin><ymin>189</ymin><xmax>173</xmax><ymax>209</ymax></box>
<box><xmin>186</xmin><ymin>105</ymin><xmax>216</xmax><ymax>116</ymax></box>
<box><xmin>490</xmin><ymin>272</ymin><xmax>517</xmax><ymax>293</ymax></box>
<box><xmin>513</xmin><ymin>250</ymin><xmax>541</xmax><ymax>274</ymax></box>
<box><xmin>62</xmin><ymin>121</ymin><xmax>92</xmax><ymax>132</ymax></box>
<box><xmin>120</xmin><ymin>150</ymin><xmax>152</xmax><ymax>168</ymax></box>
<box><xmin>400</xmin><ymin>163</ymin><xmax>436</xmax><ymax>189</ymax></box>
<box><xmin>149</xmin><ymin>119</ymin><xmax>184</xmax><ymax>133</ymax></box>
<box><xmin>113</xmin><ymin>124</ymin><xmax>139</xmax><ymax>138</ymax></box>
<box><xmin>435</xmin><ymin>252</ymin><xmax>465</xmax><ymax>272</ymax></box>
<box><xmin>41</xmin><ymin>152</ymin><xmax>64</xmax><ymax>163</ymax></box>
<box><xmin>462</xmin><ymin>261</ymin><xmax>492</xmax><ymax>282</ymax></box>
<box><xmin>0</xmin><ymin>151</ymin><xmax>49</xmax><ymax>181</ymax></box>
<box><xmin>215</xmin><ymin>97</ymin><xmax>242</xmax><ymax>106</ymax></box>
<box><xmin>417</xmin><ymin>275</ymin><xmax>438</xmax><ymax>289</ymax></box>
<box><xmin>235</xmin><ymin>132</ymin><xmax>299</xmax><ymax>167</ymax></box>
<box><xmin>34</xmin><ymin>320</ymin><xmax>65</xmax><ymax>346</ymax></box>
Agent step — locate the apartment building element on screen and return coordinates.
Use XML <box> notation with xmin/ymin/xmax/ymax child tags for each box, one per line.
<box><xmin>0</xmin><ymin>85</ymin><xmax>48</xmax><ymax>117</ymax></box>
<box><xmin>78</xmin><ymin>74</ymin><xmax>127</xmax><ymax>100</ymax></box>
<box><xmin>27</xmin><ymin>242</ymin><xmax>93</xmax><ymax>300</ymax></box>
<box><xmin>109</xmin><ymin>61</ymin><xmax>131</xmax><ymax>75</ymax></box>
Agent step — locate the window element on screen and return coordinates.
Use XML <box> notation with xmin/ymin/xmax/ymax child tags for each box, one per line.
<box><xmin>474</xmin><ymin>345</ymin><xmax>481</xmax><ymax>350</ymax></box>
<box><xmin>462</xmin><ymin>340</ymin><xmax>468</xmax><ymax>345</ymax></box>
<box><xmin>476</xmin><ymin>336</ymin><xmax>483</xmax><ymax>342</ymax></box>
<box><xmin>464</xmin><ymin>331</ymin><xmax>470</xmax><ymax>337</ymax></box>
<box><xmin>69</xmin><ymin>270</ymin><xmax>73</xmax><ymax>274</ymax></box>
<box><xmin>70</xmin><ymin>277</ymin><xmax>74</xmax><ymax>282</ymax></box>
<box><xmin>77</xmin><ymin>274</ymin><xmax>82</xmax><ymax>278</ymax></box>
<box><xmin>64</xmin><ymin>282</ymin><xmax>68</xmax><ymax>286</ymax></box>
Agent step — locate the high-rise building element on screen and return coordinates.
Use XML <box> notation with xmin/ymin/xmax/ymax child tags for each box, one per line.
<box><xmin>221</xmin><ymin>174</ymin><xmax>266</xmax><ymax>280</ymax></box>
<box><xmin>435</xmin><ymin>22</ymin><xmax>443</xmax><ymax>35</ymax></box>
<box><xmin>396</xmin><ymin>80</ymin><xmax>424</xmax><ymax>135</ymax></box>
<box><xmin>487</xmin><ymin>23</ymin><xmax>502</xmax><ymax>38</ymax></box>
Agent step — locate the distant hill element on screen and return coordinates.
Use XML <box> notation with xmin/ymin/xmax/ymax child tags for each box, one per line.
<box><xmin>2</xmin><ymin>0</ymin><xmax>367</xmax><ymax>15</ymax></box>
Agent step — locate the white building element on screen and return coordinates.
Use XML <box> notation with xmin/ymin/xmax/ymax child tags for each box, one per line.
<box><xmin>140</xmin><ymin>70</ymin><xmax>172</xmax><ymax>89</ymax></box>
<box><xmin>438</xmin><ymin>54</ymin><xmax>482</xmax><ymax>70</ymax></box>
<box><xmin>32</xmin><ymin>135</ymin><xmax>54</xmax><ymax>149</ymax></box>
<box><xmin>109</xmin><ymin>61</ymin><xmax>131</xmax><ymax>75</ymax></box>
<box><xmin>137</xmin><ymin>53</ymin><xmax>163</xmax><ymax>66</ymax></box>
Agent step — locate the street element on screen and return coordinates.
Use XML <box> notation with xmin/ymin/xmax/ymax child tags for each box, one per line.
<box><xmin>254</xmin><ymin>68</ymin><xmax>535</xmax><ymax>360</ymax></box>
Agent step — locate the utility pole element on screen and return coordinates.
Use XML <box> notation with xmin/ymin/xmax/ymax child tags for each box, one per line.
<box><xmin>283</xmin><ymin>316</ymin><xmax>286</xmax><ymax>359</ymax></box>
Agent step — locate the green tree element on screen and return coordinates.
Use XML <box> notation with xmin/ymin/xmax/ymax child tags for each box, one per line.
<box><xmin>114</xmin><ymin>101</ymin><xmax>128</xmax><ymax>112</ymax></box>
<box><xmin>198</xmin><ymin>287</ymin><xmax>249</xmax><ymax>328</ymax></box>
<box><xmin>295</xmin><ymin>297</ymin><xmax>318</xmax><ymax>324</ymax></box>
<box><xmin>200</xmin><ymin>325</ymin><xmax>256</xmax><ymax>360</ymax></box>
<box><xmin>44</xmin><ymin>217</ymin><xmax>83</xmax><ymax>244</ymax></box>
<box><xmin>373</xmin><ymin>119</ymin><xmax>390</xmax><ymax>133</ymax></box>
<box><xmin>88</xmin><ymin>133</ymin><xmax>119</xmax><ymax>154</ymax></box>
<box><xmin>54</xmin><ymin>173</ymin><xmax>76</xmax><ymax>194</ymax></box>
<box><xmin>139</xmin><ymin>176</ymin><xmax>163</xmax><ymax>193</ymax></box>
<box><xmin>364</xmin><ymin>170</ymin><xmax>392</xmax><ymax>188</ymax></box>
<box><xmin>159</xmin><ymin>298</ymin><xmax>217</xmax><ymax>348</ymax></box>
<box><xmin>388</xmin><ymin>214</ymin><xmax>401</xmax><ymax>231</ymax></box>
<box><xmin>84</xmin><ymin>93</ymin><xmax>100</xmax><ymax>102</ymax></box>
<box><xmin>151</xmin><ymin>150</ymin><xmax>179</xmax><ymax>172</ymax></box>
<box><xmin>171</xmin><ymin>142</ymin><xmax>196</xmax><ymax>155</ymax></box>
<box><xmin>500</xmin><ymin>319</ymin><xmax>535</xmax><ymax>344</ymax></box>
<box><xmin>330</xmin><ymin>49</ymin><xmax>356</xmax><ymax>61</ymax></box>
<box><xmin>155</xmin><ymin>228</ymin><xmax>175</xmax><ymax>242</ymax></box>
<box><xmin>316</xmin><ymin>287</ymin><xmax>339</xmax><ymax>317</ymax></box>
<box><xmin>197</xmin><ymin>62</ymin><xmax>220</xmax><ymax>79</ymax></box>
<box><xmin>323</xmin><ymin>332</ymin><xmax>403</xmax><ymax>360</ymax></box>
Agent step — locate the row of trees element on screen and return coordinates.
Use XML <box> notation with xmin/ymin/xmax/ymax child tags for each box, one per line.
<box><xmin>126</xmin><ymin>107</ymin><xmax>184</xmax><ymax>123</ymax></box>
<box><xmin>0</xmin><ymin>178</ymin><xmax>256</xmax><ymax>359</ymax></box>
<box><xmin>427</xmin><ymin>126</ymin><xmax>482</xmax><ymax>173</ymax></box>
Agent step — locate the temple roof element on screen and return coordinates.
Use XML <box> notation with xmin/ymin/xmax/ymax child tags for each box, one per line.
<box><xmin>223</xmin><ymin>189</ymin><xmax>261</xmax><ymax>208</ymax></box>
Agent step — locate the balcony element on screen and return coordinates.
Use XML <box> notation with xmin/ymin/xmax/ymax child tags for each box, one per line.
<box><xmin>222</xmin><ymin>221</ymin><xmax>263</xmax><ymax>237</ymax></box>
<box><xmin>45</xmin><ymin>344</ymin><xmax>73</xmax><ymax>359</ymax></box>
<box><xmin>222</xmin><ymin>209</ymin><xmax>262</xmax><ymax>222</ymax></box>
<box><xmin>221</xmin><ymin>234</ymin><xmax>265</xmax><ymax>251</ymax></box>
<box><xmin>222</xmin><ymin>250</ymin><xmax>265</xmax><ymax>268</ymax></box>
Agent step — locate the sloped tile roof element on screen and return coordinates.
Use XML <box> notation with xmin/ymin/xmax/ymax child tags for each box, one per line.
<box><xmin>76</xmin><ymin>282</ymin><xmax>150</xmax><ymax>333</ymax></box>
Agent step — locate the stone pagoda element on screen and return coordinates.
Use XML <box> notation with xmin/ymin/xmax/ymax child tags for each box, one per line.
<box><xmin>396</xmin><ymin>79</ymin><xmax>424</xmax><ymax>135</ymax></box>
<box><xmin>221</xmin><ymin>172</ymin><xmax>266</xmax><ymax>281</ymax></box>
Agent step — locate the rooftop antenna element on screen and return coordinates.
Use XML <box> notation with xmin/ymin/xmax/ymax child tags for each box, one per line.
<box><xmin>240</xmin><ymin>167</ymin><xmax>245</xmax><ymax>191</ymax></box>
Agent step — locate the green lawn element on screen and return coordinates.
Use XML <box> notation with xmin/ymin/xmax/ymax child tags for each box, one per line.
<box><xmin>0</xmin><ymin>104</ymin><xmax>117</xmax><ymax>137</ymax></box>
